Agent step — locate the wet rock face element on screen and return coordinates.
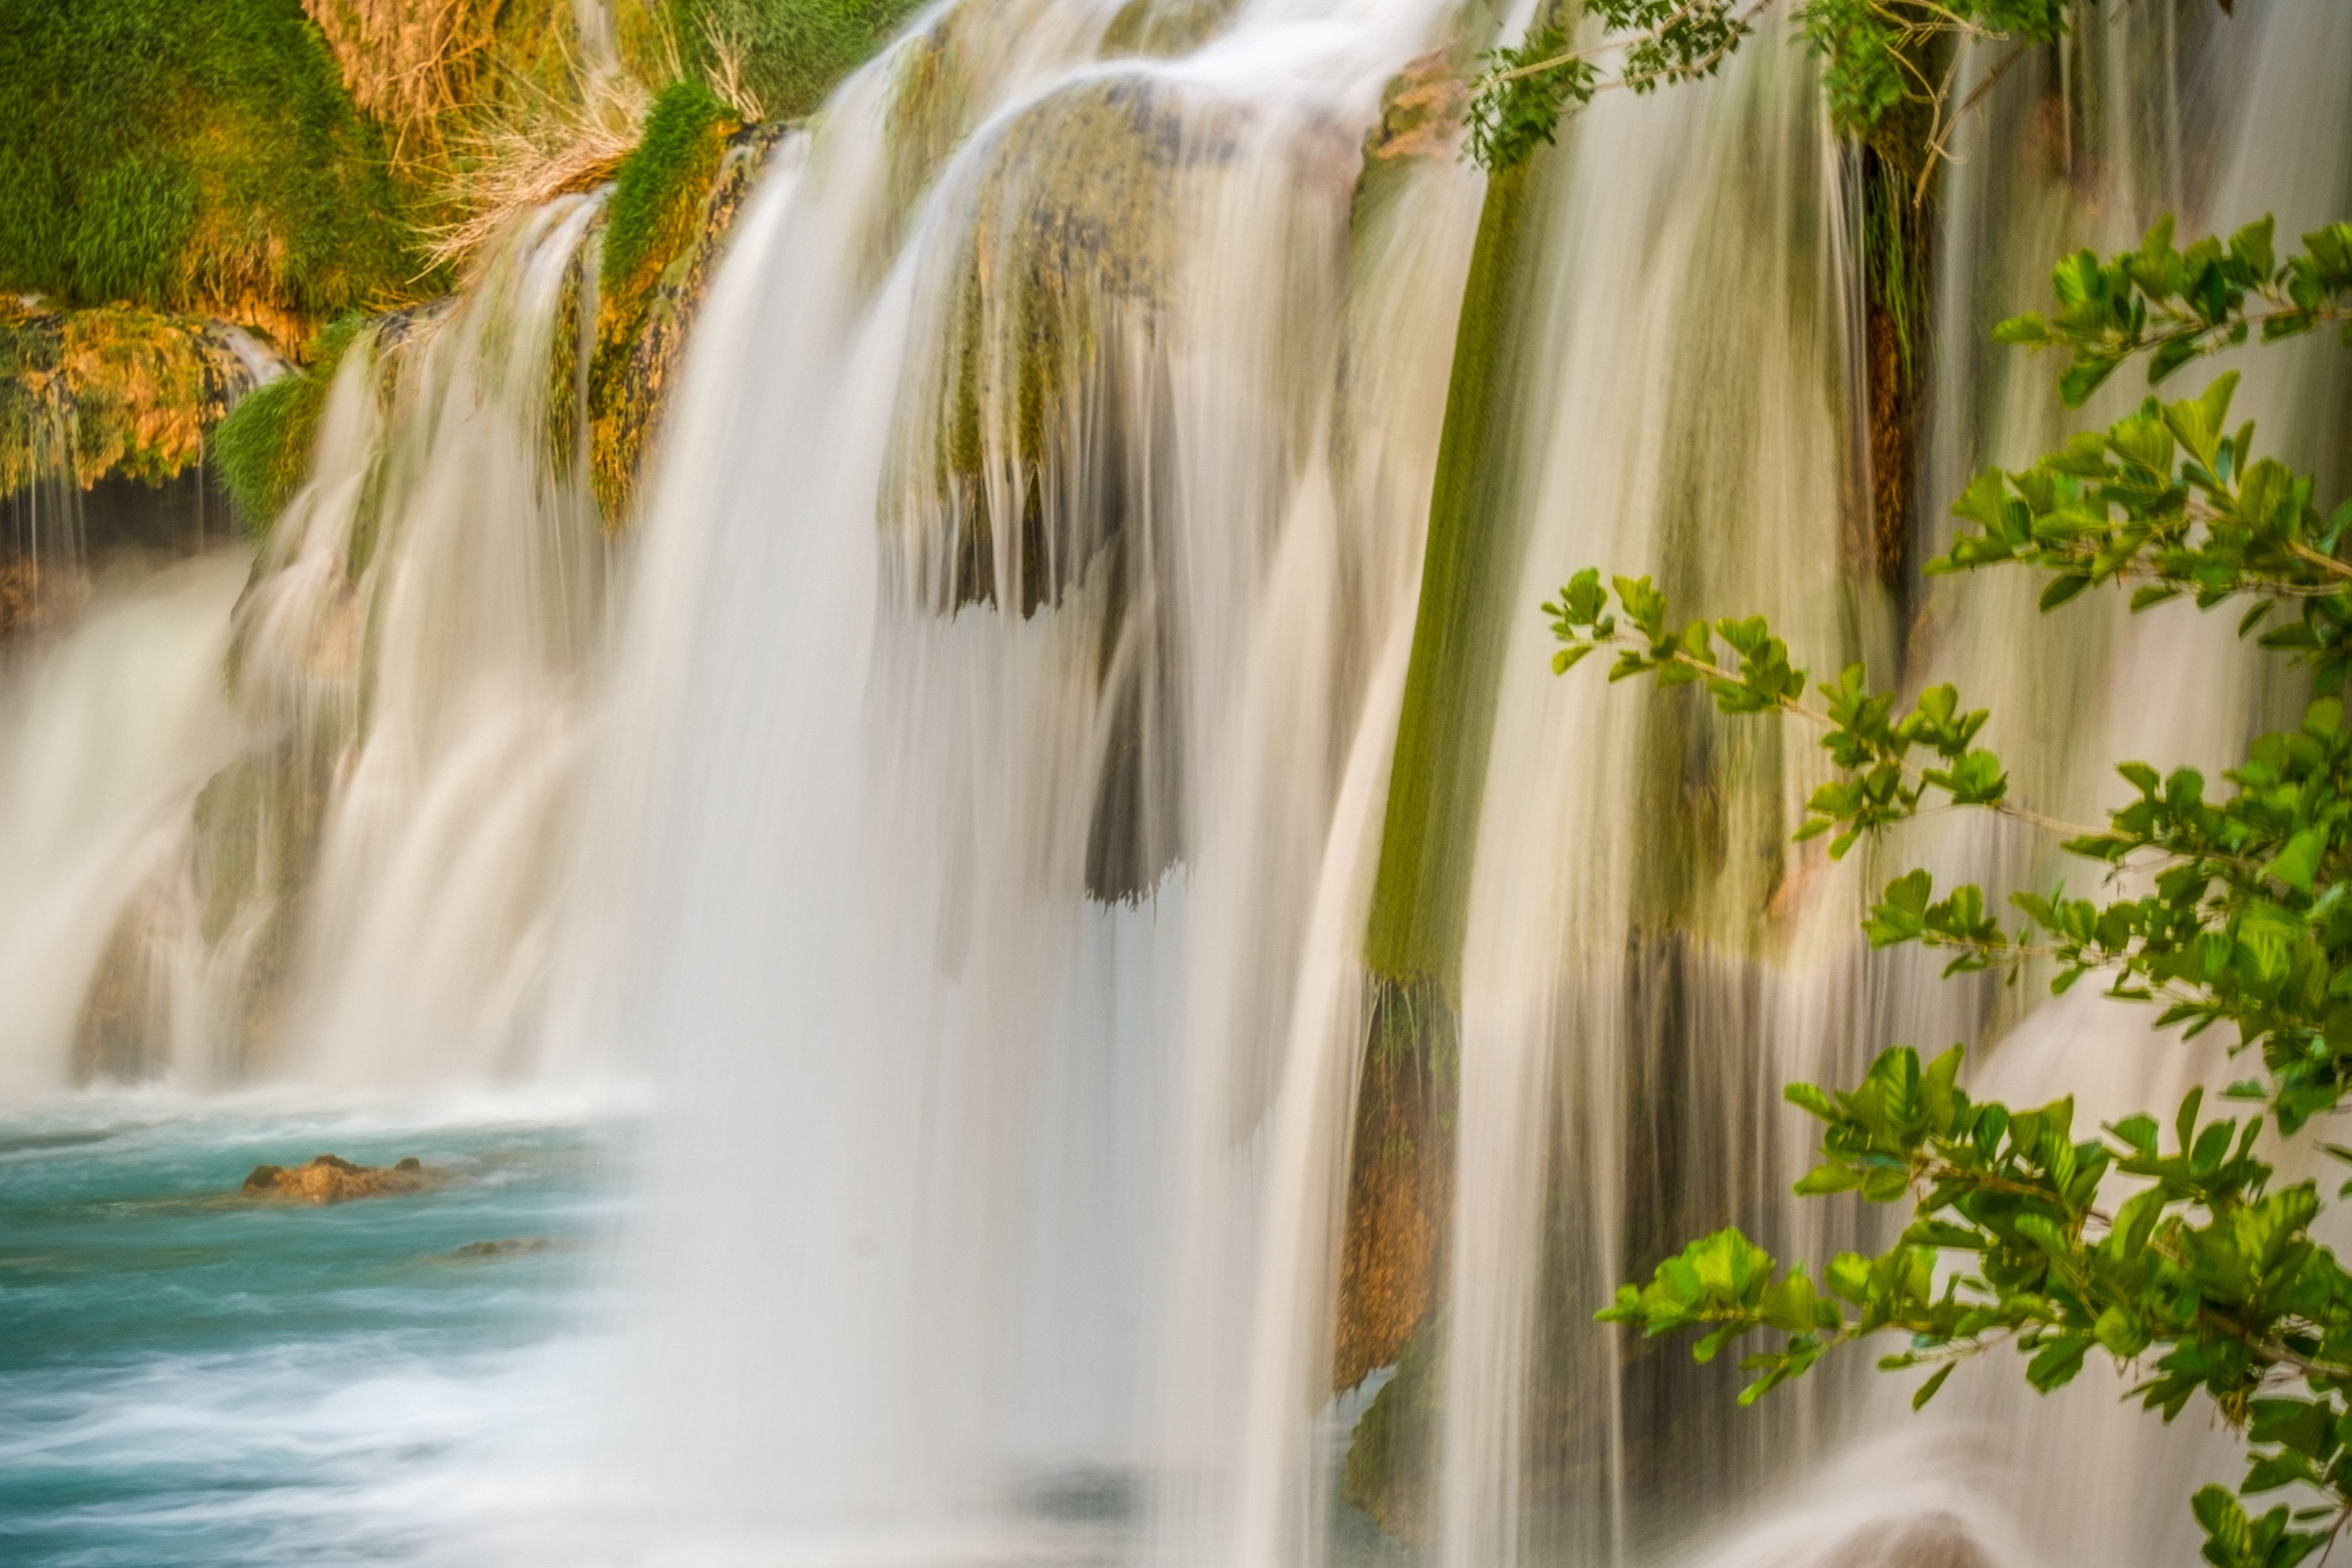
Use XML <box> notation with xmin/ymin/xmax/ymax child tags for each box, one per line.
<box><xmin>885</xmin><ymin>74</ymin><xmax>1215</xmax><ymax>620</ymax></box>
<box><xmin>588</xmin><ymin>121</ymin><xmax>785</xmax><ymax>524</ymax></box>
<box><xmin>239</xmin><ymin>1153</ymin><xmax>449</xmax><ymax>1204</ymax></box>
<box><xmin>1333</xmin><ymin>983</ymin><xmax>1457</xmax><ymax>1393</ymax></box>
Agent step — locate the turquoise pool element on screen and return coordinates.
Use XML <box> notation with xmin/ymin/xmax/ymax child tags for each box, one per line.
<box><xmin>0</xmin><ymin>1093</ymin><xmax>625</xmax><ymax>1566</ymax></box>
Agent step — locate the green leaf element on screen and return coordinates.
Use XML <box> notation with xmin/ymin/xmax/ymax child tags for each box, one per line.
<box><xmin>2025</xmin><ymin>1336</ymin><xmax>2091</xmax><ymax>1392</ymax></box>
<box><xmin>2263</xmin><ymin>826</ymin><xmax>2328</xmax><ymax>895</ymax></box>
<box><xmin>2059</xmin><ymin>358</ymin><xmax>2119</xmax><ymax>407</ymax></box>
<box><xmin>1794</xmin><ymin>1161</ymin><xmax>1866</xmax><ymax>1195</ymax></box>
<box><xmin>1993</xmin><ymin>312</ymin><xmax>2050</xmax><ymax>344</ymax></box>
<box><xmin>2040</xmin><ymin>573</ymin><xmax>2093</xmax><ymax>611</ymax></box>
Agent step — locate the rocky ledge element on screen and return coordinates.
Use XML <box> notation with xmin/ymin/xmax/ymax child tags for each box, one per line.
<box><xmin>239</xmin><ymin>1153</ymin><xmax>450</xmax><ymax>1205</ymax></box>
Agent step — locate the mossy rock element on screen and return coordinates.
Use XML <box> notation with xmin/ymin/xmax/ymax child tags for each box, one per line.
<box><xmin>1098</xmin><ymin>0</ymin><xmax>1238</xmax><ymax>59</ymax></box>
<box><xmin>71</xmin><ymin>894</ymin><xmax>173</xmax><ymax>1083</ymax></box>
<box><xmin>0</xmin><ymin>304</ymin><xmax>255</xmax><ymax>499</ymax></box>
<box><xmin>1341</xmin><ymin>1313</ymin><xmax>1445</xmax><ymax>1546</ymax></box>
<box><xmin>0</xmin><ymin>0</ymin><xmax>428</xmax><ymax>333</ymax></box>
<box><xmin>877</xmin><ymin>73</ymin><xmax>1269</xmax><ymax>898</ymax></box>
<box><xmin>870</xmin><ymin>9</ymin><xmax>974</xmax><ymax>273</ymax></box>
<box><xmin>882</xmin><ymin>74</ymin><xmax>1247</xmax><ymax>615</ymax></box>
<box><xmin>210</xmin><ymin>313</ymin><xmax>372</xmax><ymax>532</ymax></box>
<box><xmin>1359</xmin><ymin>134</ymin><xmax>1554</xmax><ymax>1000</ymax></box>
<box><xmin>585</xmin><ymin>89</ymin><xmax>772</xmax><ymax>524</ymax></box>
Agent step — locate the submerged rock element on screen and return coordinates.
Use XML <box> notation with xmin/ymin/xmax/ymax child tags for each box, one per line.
<box><xmin>445</xmin><ymin>1237</ymin><xmax>560</xmax><ymax>1257</ymax></box>
<box><xmin>239</xmin><ymin>1153</ymin><xmax>449</xmax><ymax>1205</ymax></box>
<box><xmin>1834</xmin><ymin>1517</ymin><xmax>1995</xmax><ymax>1568</ymax></box>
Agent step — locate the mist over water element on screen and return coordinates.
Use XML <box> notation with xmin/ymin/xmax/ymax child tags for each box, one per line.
<box><xmin>1</xmin><ymin>1</ymin><xmax>2349</xmax><ymax>1565</ymax></box>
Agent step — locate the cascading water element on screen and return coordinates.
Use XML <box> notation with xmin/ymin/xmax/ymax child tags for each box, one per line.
<box><xmin>1432</xmin><ymin>2</ymin><xmax>2351</xmax><ymax>1565</ymax></box>
<box><xmin>6</xmin><ymin>1</ymin><xmax>2351</xmax><ymax>1565</ymax></box>
<box><xmin>277</xmin><ymin>195</ymin><xmax>610</xmax><ymax>1088</ymax></box>
<box><xmin>1663</xmin><ymin>5</ymin><xmax>2352</xmax><ymax>1565</ymax></box>
<box><xmin>0</xmin><ymin>556</ymin><xmax>248</xmax><ymax>1092</ymax></box>
<box><xmin>0</xmin><ymin>197</ymin><xmax>613</xmax><ymax>1094</ymax></box>
<box><xmin>1427</xmin><ymin>16</ymin><xmax>1872</xmax><ymax>1564</ymax></box>
<box><xmin>557</xmin><ymin>0</ymin><xmax>1485</xmax><ymax>1552</ymax></box>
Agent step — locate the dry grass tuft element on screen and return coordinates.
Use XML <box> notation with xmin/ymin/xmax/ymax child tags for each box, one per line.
<box><xmin>698</xmin><ymin>14</ymin><xmax>768</xmax><ymax>124</ymax></box>
<box><xmin>419</xmin><ymin>64</ymin><xmax>649</xmax><ymax>274</ymax></box>
<box><xmin>303</xmin><ymin>0</ymin><xmax>507</xmax><ymax>147</ymax></box>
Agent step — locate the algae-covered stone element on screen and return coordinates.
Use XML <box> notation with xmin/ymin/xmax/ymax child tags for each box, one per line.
<box><xmin>882</xmin><ymin>74</ymin><xmax>1241</xmax><ymax>615</ymax></box>
<box><xmin>0</xmin><ymin>304</ymin><xmax>253</xmax><ymax>498</ymax></box>
<box><xmin>586</xmin><ymin>99</ymin><xmax>777</xmax><ymax>524</ymax></box>
<box><xmin>1360</xmin><ymin>111</ymin><xmax>1557</xmax><ymax>1003</ymax></box>
<box><xmin>2</xmin><ymin>302</ymin><xmax>263</xmax><ymax>637</ymax></box>
<box><xmin>1099</xmin><ymin>0</ymin><xmax>1238</xmax><ymax>59</ymax></box>
<box><xmin>1341</xmin><ymin>1313</ymin><xmax>1445</xmax><ymax>1545</ymax></box>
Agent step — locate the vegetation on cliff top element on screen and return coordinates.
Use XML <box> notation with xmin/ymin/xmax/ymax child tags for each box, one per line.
<box><xmin>0</xmin><ymin>0</ymin><xmax>920</xmax><ymax>520</ymax></box>
<box><xmin>602</xmin><ymin>80</ymin><xmax>737</xmax><ymax>293</ymax></box>
<box><xmin>588</xmin><ymin>79</ymin><xmax>740</xmax><ymax>519</ymax></box>
<box><xmin>632</xmin><ymin>0</ymin><xmax>932</xmax><ymax>122</ymax></box>
<box><xmin>0</xmin><ymin>0</ymin><xmax>427</xmax><ymax>332</ymax></box>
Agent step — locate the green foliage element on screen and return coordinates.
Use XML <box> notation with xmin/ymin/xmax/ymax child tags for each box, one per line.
<box><xmin>210</xmin><ymin>316</ymin><xmax>367</xmax><ymax>532</ymax></box>
<box><xmin>1464</xmin><ymin>1</ymin><xmax>2215</xmax><ymax>175</ymax></box>
<box><xmin>1560</xmin><ymin>214</ymin><xmax>2352</xmax><ymax>1563</ymax></box>
<box><xmin>1602</xmin><ymin>1046</ymin><xmax>2352</xmax><ymax>1568</ymax></box>
<box><xmin>1546</xmin><ymin>571</ymin><xmax>2009</xmax><ymax>857</ymax></box>
<box><xmin>1466</xmin><ymin>1</ymin><xmax>1752</xmax><ymax>171</ymax></box>
<box><xmin>1994</xmin><ymin>217</ymin><xmax>2352</xmax><ymax>406</ymax></box>
<box><xmin>0</xmin><ymin>0</ymin><xmax>423</xmax><ymax>319</ymax></box>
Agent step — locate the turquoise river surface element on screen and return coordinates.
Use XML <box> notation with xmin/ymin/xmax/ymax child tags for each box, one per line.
<box><xmin>0</xmin><ymin>1092</ymin><xmax>625</xmax><ymax>1566</ymax></box>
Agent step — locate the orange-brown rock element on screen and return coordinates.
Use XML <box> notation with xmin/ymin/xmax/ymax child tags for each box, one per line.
<box><xmin>239</xmin><ymin>1153</ymin><xmax>448</xmax><ymax>1205</ymax></box>
<box><xmin>1332</xmin><ymin>986</ymin><xmax>1457</xmax><ymax>1394</ymax></box>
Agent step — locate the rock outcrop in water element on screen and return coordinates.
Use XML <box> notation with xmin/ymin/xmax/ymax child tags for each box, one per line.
<box><xmin>240</xmin><ymin>1153</ymin><xmax>448</xmax><ymax>1203</ymax></box>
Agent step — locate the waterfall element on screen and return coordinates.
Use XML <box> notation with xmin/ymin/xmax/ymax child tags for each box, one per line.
<box><xmin>274</xmin><ymin>196</ymin><xmax>609</xmax><ymax>1088</ymax></box>
<box><xmin>0</xmin><ymin>196</ymin><xmax>610</xmax><ymax>1092</ymax></box>
<box><xmin>3</xmin><ymin>0</ymin><xmax>2349</xmax><ymax>1564</ymax></box>
<box><xmin>565</xmin><ymin>0</ymin><xmax>1483</xmax><ymax>1550</ymax></box>
<box><xmin>0</xmin><ymin>557</ymin><xmax>246</xmax><ymax>1092</ymax></box>
<box><xmin>1430</xmin><ymin>13</ymin><xmax>1867</xmax><ymax>1563</ymax></box>
<box><xmin>1422</xmin><ymin>2</ymin><xmax>2351</xmax><ymax>1565</ymax></box>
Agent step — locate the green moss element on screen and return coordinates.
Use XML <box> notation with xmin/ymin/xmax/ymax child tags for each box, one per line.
<box><xmin>651</xmin><ymin>0</ymin><xmax>928</xmax><ymax>122</ymax></box>
<box><xmin>1099</xmin><ymin>0</ymin><xmax>1236</xmax><ymax>59</ymax></box>
<box><xmin>0</xmin><ymin>0</ymin><xmax>427</xmax><ymax>328</ymax></box>
<box><xmin>589</xmin><ymin>84</ymin><xmax>740</xmax><ymax>519</ymax></box>
<box><xmin>210</xmin><ymin>315</ymin><xmax>366</xmax><ymax>532</ymax></box>
<box><xmin>1361</xmin><ymin>140</ymin><xmax>1555</xmax><ymax>997</ymax></box>
<box><xmin>2</xmin><ymin>304</ymin><xmax>246</xmax><ymax>498</ymax></box>
<box><xmin>602</xmin><ymin>81</ymin><xmax>733</xmax><ymax>296</ymax></box>
<box><xmin>1341</xmin><ymin>1315</ymin><xmax>1445</xmax><ymax>1544</ymax></box>
<box><xmin>0</xmin><ymin>315</ymin><xmax>68</xmax><ymax>499</ymax></box>
<box><xmin>888</xmin><ymin>78</ymin><xmax>1192</xmax><ymax>614</ymax></box>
